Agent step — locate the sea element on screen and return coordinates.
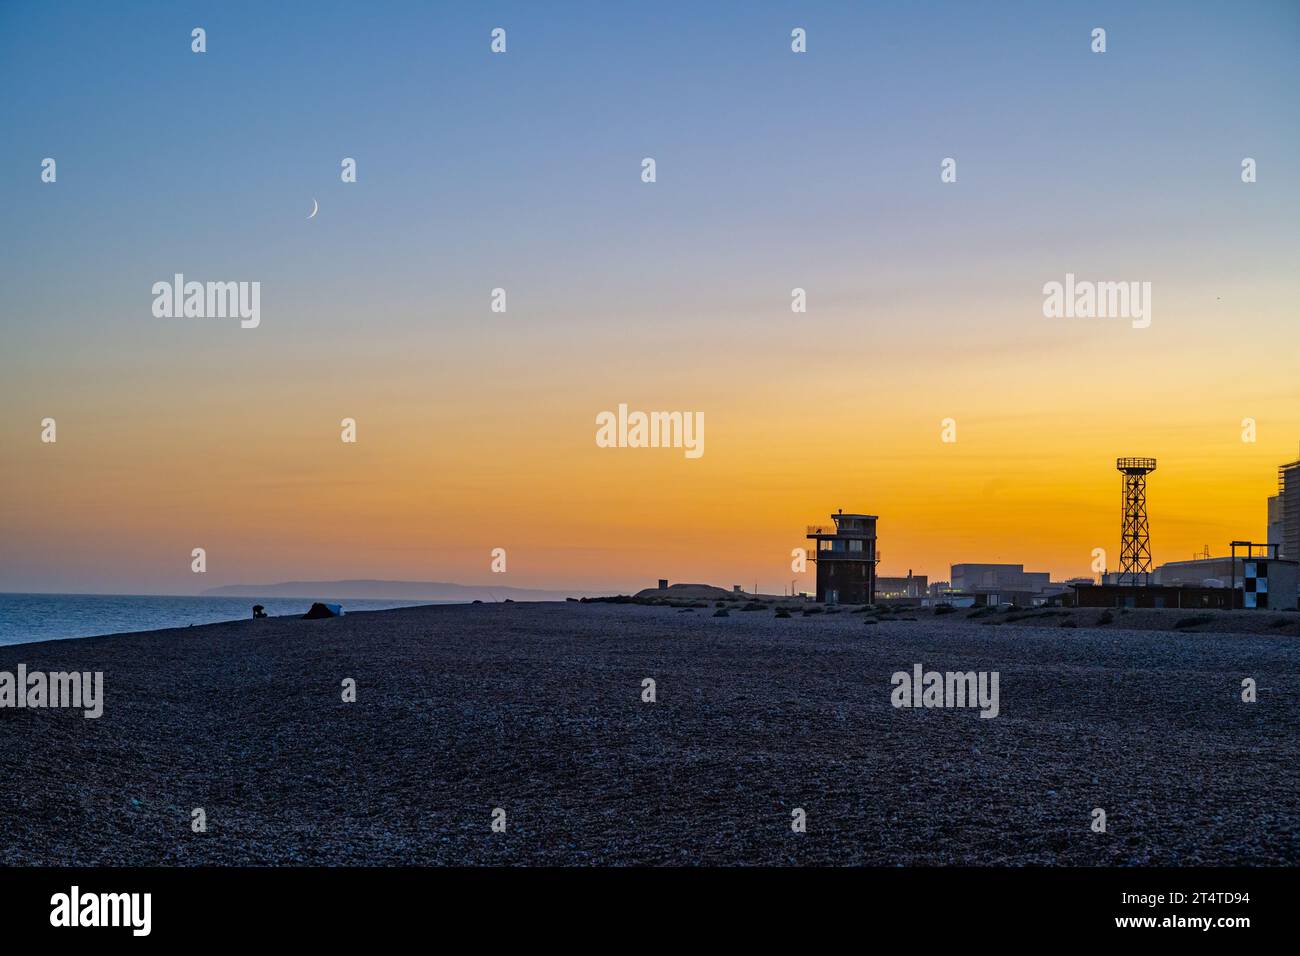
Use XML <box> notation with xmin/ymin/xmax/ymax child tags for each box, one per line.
<box><xmin>0</xmin><ymin>593</ymin><xmax>450</xmax><ymax>646</ymax></box>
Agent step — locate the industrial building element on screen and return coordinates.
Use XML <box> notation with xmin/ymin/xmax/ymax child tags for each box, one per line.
<box><xmin>807</xmin><ymin>511</ymin><xmax>877</xmax><ymax>605</ymax></box>
<box><xmin>1153</xmin><ymin>557</ymin><xmax>1239</xmax><ymax>586</ymax></box>
<box><xmin>876</xmin><ymin>572</ymin><xmax>928</xmax><ymax>601</ymax></box>
<box><xmin>1071</xmin><ymin>583</ymin><xmax>1242</xmax><ymax>609</ymax></box>
<box><xmin>1089</xmin><ymin>455</ymin><xmax>1300</xmax><ymax>609</ymax></box>
<box><xmin>1276</xmin><ymin>458</ymin><xmax>1300</xmax><ymax>560</ymax></box>
<box><xmin>1268</xmin><ymin>495</ymin><xmax>1284</xmax><ymax>556</ymax></box>
<box><xmin>950</xmin><ymin>563</ymin><xmax>1052</xmax><ymax>594</ymax></box>
<box><xmin>934</xmin><ymin>565</ymin><xmax>1071</xmax><ymax>608</ymax></box>
<box><xmin>1084</xmin><ymin>543</ymin><xmax>1299</xmax><ymax>610</ymax></box>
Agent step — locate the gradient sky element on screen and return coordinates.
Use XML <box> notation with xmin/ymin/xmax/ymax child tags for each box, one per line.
<box><xmin>2</xmin><ymin>1</ymin><xmax>1299</xmax><ymax>595</ymax></box>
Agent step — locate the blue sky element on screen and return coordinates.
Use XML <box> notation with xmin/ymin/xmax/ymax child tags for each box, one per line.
<box><xmin>4</xmin><ymin>1</ymin><xmax>1297</xmax><ymax>352</ymax></box>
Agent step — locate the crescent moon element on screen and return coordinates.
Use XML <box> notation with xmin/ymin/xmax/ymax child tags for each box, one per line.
<box><xmin>307</xmin><ymin>198</ymin><xmax>318</xmax><ymax>220</ymax></box>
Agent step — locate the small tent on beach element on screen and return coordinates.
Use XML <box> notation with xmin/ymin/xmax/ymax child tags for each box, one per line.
<box><xmin>302</xmin><ymin>602</ymin><xmax>344</xmax><ymax>619</ymax></box>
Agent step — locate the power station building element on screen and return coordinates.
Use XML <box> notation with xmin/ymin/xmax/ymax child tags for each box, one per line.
<box><xmin>1274</xmin><ymin>458</ymin><xmax>1300</xmax><ymax>560</ymax></box>
<box><xmin>950</xmin><ymin>563</ymin><xmax>1052</xmax><ymax>594</ymax></box>
<box><xmin>807</xmin><ymin>512</ymin><xmax>877</xmax><ymax>605</ymax></box>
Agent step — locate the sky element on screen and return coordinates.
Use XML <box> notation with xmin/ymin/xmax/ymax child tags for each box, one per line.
<box><xmin>2</xmin><ymin>0</ymin><xmax>1299</xmax><ymax>595</ymax></box>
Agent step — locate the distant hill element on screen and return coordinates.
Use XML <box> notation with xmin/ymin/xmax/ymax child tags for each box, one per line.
<box><xmin>202</xmin><ymin>579</ymin><xmax>609</xmax><ymax>602</ymax></box>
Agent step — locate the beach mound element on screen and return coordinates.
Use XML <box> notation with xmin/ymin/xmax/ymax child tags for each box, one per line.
<box><xmin>632</xmin><ymin>583</ymin><xmax>742</xmax><ymax>601</ymax></box>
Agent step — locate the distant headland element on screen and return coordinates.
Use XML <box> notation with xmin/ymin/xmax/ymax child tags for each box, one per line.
<box><xmin>201</xmin><ymin>579</ymin><xmax>612</xmax><ymax>602</ymax></box>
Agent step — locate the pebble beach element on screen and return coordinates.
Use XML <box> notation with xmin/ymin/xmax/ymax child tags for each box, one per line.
<box><xmin>1</xmin><ymin>601</ymin><xmax>1295</xmax><ymax>865</ymax></box>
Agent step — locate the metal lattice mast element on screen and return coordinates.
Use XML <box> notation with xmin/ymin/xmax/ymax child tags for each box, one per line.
<box><xmin>1116</xmin><ymin>458</ymin><xmax>1157</xmax><ymax>586</ymax></box>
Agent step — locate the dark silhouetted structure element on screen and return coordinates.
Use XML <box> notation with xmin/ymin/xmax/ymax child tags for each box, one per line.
<box><xmin>1117</xmin><ymin>457</ymin><xmax>1157</xmax><ymax>586</ymax></box>
<box><xmin>1071</xmin><ymin>583</ymin><xmax>1239</xmax><ymax>609</ymax></box>
<box><xmin>807</xmin><ymin>511</ymin><xmax>877</xmax><ymax>605</ymax></box>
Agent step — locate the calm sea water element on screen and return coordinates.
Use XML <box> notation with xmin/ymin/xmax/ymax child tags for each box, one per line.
<box><xmin>0</xmin><ymin>593</ymin><xmax>448</xmax><ymax>646</ymax></box>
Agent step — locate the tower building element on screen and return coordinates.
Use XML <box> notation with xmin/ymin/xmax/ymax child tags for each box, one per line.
<box><xmin>807</xmin><ymin>511</ymin><xmax>877</xmax><ymax>605</ymax></box>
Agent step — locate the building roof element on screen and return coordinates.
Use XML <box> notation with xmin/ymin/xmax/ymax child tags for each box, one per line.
<box><xmin>1158</xmin><ymin>554</ymin><xmax>1297</xmax><ymax>569</ymax></box>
